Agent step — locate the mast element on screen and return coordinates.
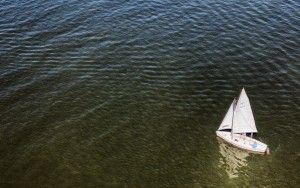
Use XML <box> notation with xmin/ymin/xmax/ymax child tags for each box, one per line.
<box><xmin>231</xmin><ymin>98</ymin><xmax>236</xmax><ymax>139</ymax></box>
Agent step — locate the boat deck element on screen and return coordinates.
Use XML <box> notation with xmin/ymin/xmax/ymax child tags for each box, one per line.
<box><xmin>216</xmin><ymin>131</ymin><xmax>268</xmax><ymax>154</ymax></box>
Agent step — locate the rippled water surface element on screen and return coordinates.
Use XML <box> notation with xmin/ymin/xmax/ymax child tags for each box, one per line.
<box><xmin>0</xmin><ymin>0</ymin><xmax>299</xmax><ymax>187</ymax></box>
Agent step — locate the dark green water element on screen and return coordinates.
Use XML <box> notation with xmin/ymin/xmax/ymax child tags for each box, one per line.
<box><xmin>0</xmin><ymin>0</ymin><xmax>299</xmax><ymax>187</ymax></box>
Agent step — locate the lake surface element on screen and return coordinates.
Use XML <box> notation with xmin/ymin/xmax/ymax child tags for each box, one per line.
<box><xmin>0</xmin><ymin>0</ymin><xmax>299</xmax><ymax>187</ymax></box>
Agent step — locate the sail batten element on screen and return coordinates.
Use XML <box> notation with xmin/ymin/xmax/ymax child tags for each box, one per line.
<box><xmin>232</xmin><ymin>88</ymin><xmax>257</xmax><ymax>133</ymax></box>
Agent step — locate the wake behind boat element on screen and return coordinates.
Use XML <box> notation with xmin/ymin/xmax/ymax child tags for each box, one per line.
<box><xmin>216</xmin><ymin>88</ymin><xmax>269</xmax><ymax>154</ymax></box>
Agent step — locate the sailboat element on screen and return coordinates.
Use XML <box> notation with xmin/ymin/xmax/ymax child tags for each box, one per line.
<box><xmin>216</xmin><ymin>88</ymin><xmax>269</xmax><ymax>154</ymax></box>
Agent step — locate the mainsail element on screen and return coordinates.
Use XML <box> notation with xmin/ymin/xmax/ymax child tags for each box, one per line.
<box><xmin>232</xmin><ymin>88</ymin><xmax>257</xmax><ymax>133</ymax></box>
<box><xmin>218</xmin><ymin>99</ymin><xmax>236</xmax><ymax>131</ymax></box>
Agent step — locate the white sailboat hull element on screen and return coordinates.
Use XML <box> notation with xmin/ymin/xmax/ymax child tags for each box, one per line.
<box><xmin>216</xmin><ymin>131</ymin><xmax>268</xmax><ymax>154</ymax></box>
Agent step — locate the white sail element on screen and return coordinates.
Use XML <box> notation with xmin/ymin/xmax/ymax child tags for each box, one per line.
<box><xmin>218</xmin><ymin>99</ymin><xmax>235</xmax><ymax>131</ymax></box>
<box><xmin>232</xmin><ymin>88</ymin><xmax>257</xmax><ymax>133</ymax></box>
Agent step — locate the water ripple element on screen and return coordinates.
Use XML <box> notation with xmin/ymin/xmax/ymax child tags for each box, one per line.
<box><xmin>0</xmin><ymin>0</ymin><xmax>299</xmax><ymax>187</ymax></box>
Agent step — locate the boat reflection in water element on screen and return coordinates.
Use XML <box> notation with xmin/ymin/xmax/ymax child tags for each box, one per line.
<box><xmin>217</xmin><ymin>138</ymin><xmax>249</xmax><ymax>178</ymax></box>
